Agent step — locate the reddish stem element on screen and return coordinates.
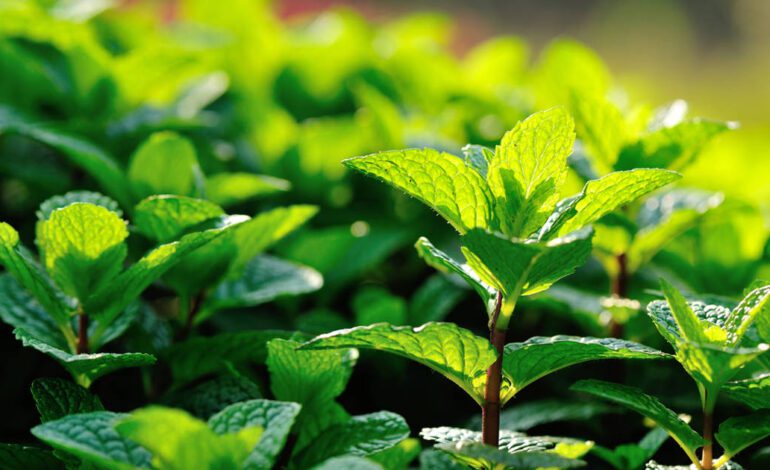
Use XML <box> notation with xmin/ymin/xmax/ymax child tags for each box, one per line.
<box><xmin>702</xmin><ymin>411</ymin><xmax>714</xmax><ymax>470</ymax></box>
<box><xmin>609</xmin><ymin>253</ymin><xmax>629</xmax><ymax>338</ymax></box>
<box><xmin>76</xmin><ymin>313</ymin><xmax>89</xmax><ymax>354</ymax></box>
<box><xmin>482</xmin><ymin>292</ymin><xmax>505</xmax><ymax>446</ymax></box>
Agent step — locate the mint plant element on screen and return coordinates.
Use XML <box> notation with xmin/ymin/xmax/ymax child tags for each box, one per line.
<box><xmin>572</xmin><ymin>280</ymin><xmax>770</xmax><ymax>469</ymax></box>
<box><xmin>302</xmin><ymin>108</ymin><xmax>678</xmax><ymax>462</ymax></box>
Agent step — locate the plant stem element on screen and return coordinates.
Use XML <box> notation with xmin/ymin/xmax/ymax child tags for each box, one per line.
<box><xmin>482</xmin><ymin>292</ymin><xmax>505</xmax><ymax>447</ymax></box>
<box><xmin>179</xmin><ymin>292</ymin><xmax>205</xmax><ymax>340</ymax></box>
<box><xmin>76</xmin><ymin>309</ymin><xmax>89</xmax><ymax>354</ymax></box>
<box><xmin>702</xmin><ymin>409</ymin><xmax>714</xmax><ymax>470</ymax></box>
<box><xmin>609</xmin><ymin>253</ymin><xmax>629</xmax><ymax>338</ymax></box>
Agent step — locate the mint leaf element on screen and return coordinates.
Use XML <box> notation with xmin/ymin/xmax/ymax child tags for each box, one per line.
<box><xmin>571</xmin><ymin>380</ymin><xmax>705</xmax><ymax>461</ymax></box>
<box><xmin>300</xmin><ymin>322</ymin><xmax>497</xmax><ymax>404</ymax></box>
<box><xmin>291</xmin><ymin>411</ymin><xmax>410</xmax><ymax>469</ymax></box>
<box><xmin>570</xmin><ymin>93</ymin><xmax>626</xmax><ymax>174</ymax></box>
<box><xmin>116</xmin><ymin>406</ymin><xmax>262</xmax><ymax>470</ymax></box>
<box><xmin>461</xmin><ymin>144</ymin><xmax>493</xmax><ymax>177</ymax></box>
<box><xmin>37</xmin><ymin>191</ymin><xmax>122</xmax><ymax>221</ymax></box>
<box><xmin>436</xmin><ymin>441</ymin><xmax>585</xmax><ymax>469</ymax></box>
<box><xmin>0</xmin><ymin>223</ymin><xmax>71</xmax><ymax>327</ymax></box>
<box><xmin>414</xmin><ymin>237</ymin><xmax>496</xmax><ymax>314</ymax></box>
<box><xmin>369</xmin><ymin>438</ymin><xmax>421</xmax><ymax>469</ymax></box>
<box><xmin>31</xmin><ymin>411</ymin><xmax>152</xmax><ymax>470</ymax></box>
<box><xmin>0</xmin><ymin>443</ymin><xmax>60</xmax><ymax>470</ymax></box>
<box><xmin>557</xmin><ymin>169</ymin><xmax>681</xmax><ymax>236</ymax></box>
<box><xmin>724</xmin><ymin>284</ymin><xmax>770</xmax><ymax>346</ymax></box>
<box><xmin>409</xmin><ymin>274</ymin><xmax>467</xmax><ymax>324</ymax></box>
<box><xmin>495</xmin><ymin>399</ymin><xmax>615</xmax><ymax>432</ymax></box>
<box><xmin>724</xmin><ymin>374</ymin><xmax>770</xmax><ymax>410</ymax></box>
<box><xmin>461</xmin><ymin>227</ymin><xmax>592</xmax><ymax>298</ymax></box>
<box><xmin>206</xmin><ymin>255</ymin><xmax>323</xmax><ymax>314</ymax></box>
<box><xmin>206</xmin><ymin>173</ymin><xmax>290</xmax><ymax>207</ymax></box>
<box><xmin>127</xmin><ymin>131</ymin><xmax>201</xmax><ymax>199</ymax></box>
<box><xmin>267</xmin><ymin>338</ymin><xmax>355</xmax><ymax>450</ymax></box>
<box><xmin>209</xmin><ymin>399</ymin><xmax>302</xmax><ymax>470</ymax></box>
<box><xmin>15</xmin><ymin>329</ymin><xmax>156</xmax><ymax>387</ymax></box>
<box><xmin>659</xmin><ymin>279</ymin><xmax>714</xmax><ymax>345</ymax></box>
<box><xmin>163</xmin><ymin>374</ymin><xmax>262</xmax><ymax>419</ymax></box>
<box><xmin>166</xmin><ymin>330</ymin><xmax>296</xmax><ymax>387</ymax></box>
<box><xmin>487</xmin><ymin>107</ymin><xmax>574</xmax><ymax>237</ymax></box>
<box><xmin>133</xmin><ymin>195</ymin><xmax>224</xmax><ymax>243</ymax></box>
<box><xmin>37</xmin><ymin>203</ymin><xmax>128</xmax><ymax>300</ymax></box>
<box><xmin>503</xmin><ymin>336</ymin><xmax>667</xmax><ymax>398</ymax></box>
<box><xmin>0</xmin><ymin>274</ymin><xmax>68</xmax><ymax>350</ymax></box>
<box><xmin>344</xmin><ymin>149</ymin><xmax>493</xmax><ymax>233</ymax></box>
<box><xmin>31</xmin><ymin>377</ymin><xmax>103</xmax><ymax>422</ymax></box>
<box><xmin>715</xmin><ymin>409</ymin><xmax>770</xmax><ymax>459</ymax></box>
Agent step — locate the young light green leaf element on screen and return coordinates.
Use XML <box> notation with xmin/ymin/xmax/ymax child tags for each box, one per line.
<box><xmin>209</xmin><ymin>399</ymin><xmax>302</xmax><ymax>470</ymax></box>
<box><xmin>570</xmin><ymin>92</ymin><xmax>627</xmax><ymax>174</ymax></box>
<box><xmin>488</xmin><ymin>107</ymin><xmax>575</xmax><ymax>237</ymax></box>
<box><xmin>127</xmin><ymin>131</ymin><xmax>201</xmax><ymax>199</ymax></box>
<box><xmin>503</xmin><ymin>336</ymin><xmax>667</xmax><ymax>398</ymax></box>
<box><xmin>290</xmin><ymin>411</ymin><xmax>410</xmax><ymax>469</ymax></box>
<box><xmin>615</xmin><ymin>119</ymin><xmax>735</xmax><ymax>171</ymax></box>
<box><xmin>724</xmin><ymin>284</ymin><xmax>770</xmax><ymax>346</ymax></box>
<box><xmin>0</xmin><ymin>274</ymin><xmax>68</xmax><ymax>350</ymax></box>
<box><xmin>116</xmin><ymin>406</ymin><xmax>262</xmax><ymax>470</ymax></box>
<box><xmin>15</xmin><ymin>329</ymin><xmax>156</xmax><ymax>387</ymax></box>
<box><xmin>31</xmin><ymin>411</ymin><xmax>152</xmax><ymax>470</ymax></box>
<box><xmin>571</xmin><ymin>380</ymin><xmax>706</xmax><ymax>462</ymax></box>
<box><xmin>0</xmin><ymin>443</ymin><xmax>61</xmax><ymax>470</ymax></box>
<box><xmin>166</xmin><ymin>330</ymin><xmax>296</xmax><ymax>387</ymax></box>
<box><xmin>0</xmin><ymin>223</ymin><xmax>72</xmax><ymax>327</ymax></box>
<box><xmin>205</xmin><ymin>255</ymin><xmax>323</xmax><ymax>314</ymax></box>
<box><xmin>675</xmin><ymin>341</ymin><xmax>768</xmax><ymax>392</ymax></box>
<box><xmin>343</xmin><ymin>148</ymin><xmax>493</xmax><ymax>233</ymax></box>
<box><xmin>37</xmin><ymin>203</ymin><xmax>128</xmax><ymax>300</ymax></box>
<box><xmin>414</xmin><ymin>237</ymin><xmax>496</xmax><ymax>314</ymax></box>
<box><xmin>300</xmin><ymin>323</ymin><xmax>497</xmax><ymax>404</ymax></box>
<box><xmin>133</xmin><ymin>195</ymin><xmax>225</xmax><ymax>243</ymax></box>
<box><xmin>462</xmin><ymin>227</ymin><xmax>593</xmax><ymax>298</ymax></box>
<box><xmin>557</xmin><ymin>169</ymin><xmax>681</xmax><ymax>236</ymax></box>
<box><xmin>206</xmin><ymin>173</ymin><xmax>290</xmax><ymax>207</ymax></box>
<box><xmin>715</xmin><ymin>409</ymin><xmax>770</xmax><ymax>460</ymax></box>
<box><xmin>659</xmin><ymin>279</ymin><xmax>713</xmax><ymax>345</ymax></box>
<box><xmin>461</xmin><ymin>144</ymin><xmax>493</xmax><ymax>178</ymax></box>
<box><xmin>37</xmin><ymin>191</ymin><xmax>122</xmax><ymax>221</ymax></box>
<box><xmin>31</xmin><ymin>377</ymin><xmax>104</xmax><ymax>422</ymax></box>
<box><xmin>436</xmin><ymin>441</ymin><xmax>585</xmax><ymax>469</ymax></box>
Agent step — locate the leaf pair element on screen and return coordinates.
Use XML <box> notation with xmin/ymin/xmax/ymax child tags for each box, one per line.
<box><xmin>300</xmin><ymin>322</ymin><xmax>666</xmax><ymax>404</ymax></box>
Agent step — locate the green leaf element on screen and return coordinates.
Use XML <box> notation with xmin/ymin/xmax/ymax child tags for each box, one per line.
<box><xmin>37</xmin><ymin>203</ymin><xmax>128</xmax><ymax>300</ymax></box>
<box><xmin>557</xmin><ymin>169</ymin><xmax>681</xmax><ymax>236</ymax></box>
<box><xmin>494</xmin><ymin>399</ymin><xmax>615</xmax><ymax>432</ymax></box>
<box><xmin>461</xmin><ymin>227</ymin><xmax>593</xmax><ymax>300</ymax></box>
<box><xmin>343</xmin><ymin>148</ymin><xmax>493</xmax><ymax>233</ymax></box>
<box><xmin>85</xmin><ymin>222</ymin><xmax>238</xmax><ymax>335</ymax></box>
<box><xmin>300</xmin><ymin>322</ymin><xmax>497</xmax><ymax>404</ymax></box>
<box><xmin>724</xmin><ymin>284</ymin><xmax>770</xmax><ymax>346</ymax></box>
<box><xmin>163</xmin><ymin>374</ymin><xmax>262</xmax><ymax>419</ymax></box>
<box><xmin>659</xmin><ymin>279</ymin><xmax>713</xmax><ymax>345</ymax></box>
<box><xmin>0</xmin><ymin>274</ymin><xmax>68</xmax><ymax>350</ymax></box>
<box><xmin>206</xmin><ymin>173</ymin><xmax>290</xmax><ymax>207</ymax></box>
<box><xmin>127</xmin><ymin>131</ymin><xmax>201</xmax><ymax>199</ymax></box>
<box><xmin>615</xmin><ymin>119</ymin><xmax>735</xmax><ymax>171</ymax></box>
<box><xmin>487</xmin><ymin>107</ymin><xmax>575</xmax><ymax>237</ymax></box>
<box><xmin>436</xmin><ymin>441</ymin><xmax>585</xmax><ymax>469</ymax></box>
<box><xmin>0</xmin><ymin>223</ymin><xmax>72</xmax><ymax>328</ymax></box>
<box><xmin>571</xmin><ymin>380</ymin><xmax>705</xmax><ymax>462</ymax></box>
<box><xmin>414</xmin><ymin>237</ymin><xmax>497</xmax><ymax>314</ymax></box>
<box><xmin>0</xmin><ymin>113</ymin><xmax>133</xmax><ymax>207</ymax></box>
<box><xmin>0</xmin><ymin>443</ymin><xmax>60</xmax><ymax>470</ymax></box>
<box><xmin>312</xmin><ymin>456</ymin><xmax>384</xmax><ymax>470</ymax></box>
<box><xmin>369</xmin><ymin>438</ymin><xmax>421</xmax><ymax>469</ymax></box>
<box><xmin>724</xmin><ymin>374</ymin><xmax>770</xmax><ymax>410</ymax></box>
<box><xmin>461</xmin><ymin>144</ymin><xmax>493</xmax><ymax>178</ymax></box>
<box><xmin>37</xmin><ymin>191</ymin><xmax>122</xmax><ymax>222</ymax></box>
<box><xmin>715</xmin><ymin>409</ymin><xmax>770</xmax><ymax>459</ymax></box>
<box><xmin>116</xmin><ymin>406</ymin><xmax>262</xmax><ymax>470</ymax></box>
<box><xmin>267</xmin><ymin>338</ymin><xmax>355</xmax><ymax>450</ymax></box>
<box><xmin>31</xmin><ymin>377</ymin><xmax>104</xmax><ymax>422</ymax></box>
<box><xmin>133</xmin><ymin>195</ymin><xmax>224</xmax><ymax>243</ymax></box>
<box><xmin>570</xmin><ymin>93</ymin><xmax>627</xmax><ymax>174</ymax></box>
<box><xmin>205</xmin><ymin>255</ymin><xmax>323</xmax><ymax>314</ymax></box>
<box><xmin>31</xmin><ymin>411</ymin><xmax>152</xmax><ymax>470</ymax></box>
<box><xmin>208</xmin><ymin>399</ymin><xmax>302</xmax><ymax>470</ymax></box>
<box><xmin>16</xmin><ymin>329</ymin><xmax>156</xmax><ymax>387</ymax></box>
<box><xmin>409</xmin><ymin>274</ymin><xmax>466</xmax><ymax>324</ymax></box>
<box><xmin>353</xmin><ymin>287</ymin><xmax>408</xmax><ymax>326</ymax></box>
<box><xmin>503</xmin><ymin>336</ymin><xmax>667</xmax><ymax>398</ymax></box>
<box><xmin>291</xmin><ymin>411</ymin><xmax>410</xmax><ymax>469</ymax></box>
<box><xmin>166</xmin><ymin>330</ymin><xmax>296</xmax><ymax>387</ymax></box>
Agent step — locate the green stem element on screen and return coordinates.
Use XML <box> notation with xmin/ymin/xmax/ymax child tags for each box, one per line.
<box><xmin>482</xmin><ymin>292</ymin><xmax>505</xmax><ymax>447</ymax></box>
